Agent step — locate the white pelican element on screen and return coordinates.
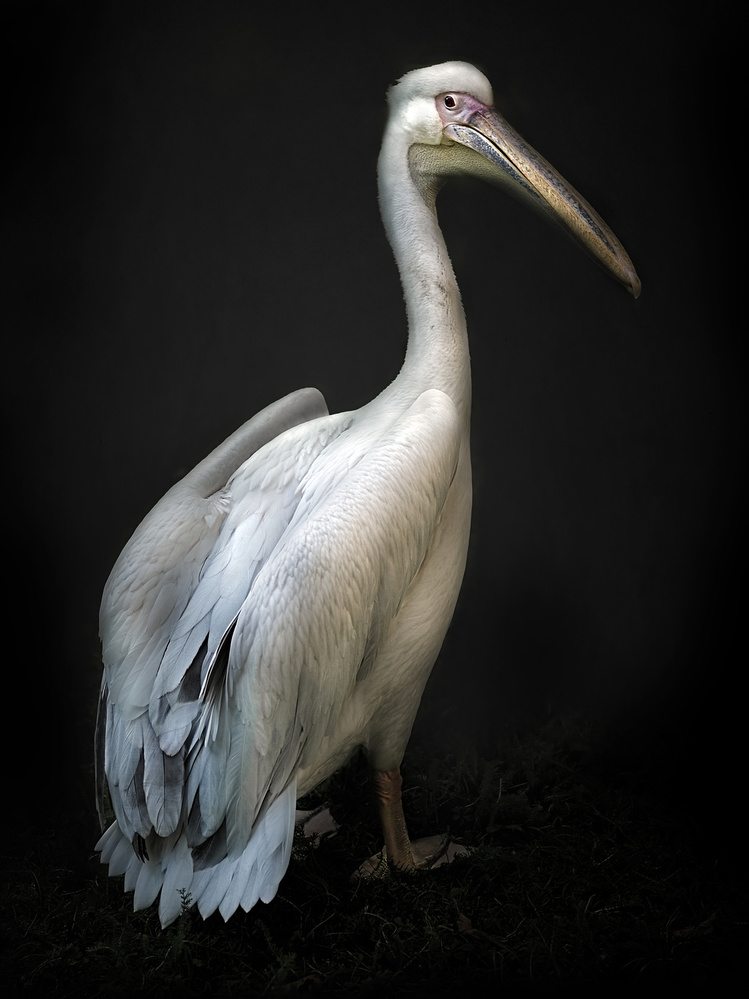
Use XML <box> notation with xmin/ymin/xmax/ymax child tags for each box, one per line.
<box><xmin>95</xmin><ymin>61</ymin><xmax>640</xmax><ymax>927</ymax></box>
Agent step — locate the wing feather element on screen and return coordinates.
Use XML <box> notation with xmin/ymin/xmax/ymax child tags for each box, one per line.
<box><xmin>142</xmin><ymin>720</ymin><xmax>184</xmax><ymax>836</ymax></box>
<box><xmin>96</xmin><ymin>387</ymin><xmax>461</xmax><ymax>925</ymax></box>
<box><xmin>206</xmin><ymin>390</ymin><xmax>461</xmax><ymax>857</ymax></box>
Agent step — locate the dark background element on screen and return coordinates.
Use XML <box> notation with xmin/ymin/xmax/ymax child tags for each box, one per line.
<box><xmin>6</xmin><ymin>0</ymin><xmax>741</xmax><ymax>867</ymax></box>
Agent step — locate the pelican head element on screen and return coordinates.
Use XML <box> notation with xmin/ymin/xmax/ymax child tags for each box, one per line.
<box><xmin>386</xmin><ymin>61</ymin><xmax>640</xmax><ymax>298</ymax></box>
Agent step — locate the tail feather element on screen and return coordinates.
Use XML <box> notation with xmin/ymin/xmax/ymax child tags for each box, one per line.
<box><xmin>218</xmin><ymin>855</ymin><xmax>254</xmax><ymax>921</ymax></box>
<box><xmin>134</xmin><ymin>855</ymin><xmax>166</xmax><ymax>912</ymax></box>
<box><xmin>192</xmin><ymin>854</ymin><xmax>233</xmax><ymax>920</ymax></box>
<box><xmin>106</xmin><ymin>831</ymin><xmax>137</xmax><ymax>878</ymax></box>
<box><xmin>95</xmin><ymin>820</ymin><xmax>120</xmax><ymax>862</ymax></box>
<box><xmin>159</xmin><ymin>836</ymin><xmax>194</xmax><ymax>926</ymax></box>
<box><xmin>123</xmin><ymin>857</ymin><xmax>141</xmax><ymax>893</ymax></box>
<box><xmin>96</xmin><ymin>781</ymin><xmax>297</xmax><ymax>927</ymax></box>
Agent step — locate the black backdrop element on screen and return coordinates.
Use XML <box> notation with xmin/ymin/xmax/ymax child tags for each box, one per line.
<box><xmin>6</xmin><ymin>1</ymin><xmax>741</xmax><ymax>861</ymax></box>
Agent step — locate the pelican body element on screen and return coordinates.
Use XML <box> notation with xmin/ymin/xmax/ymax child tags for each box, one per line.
<box><xmin>95</xmin><ymin>62</ymin><xmax>639</xmax><ymax>926</ymax></box>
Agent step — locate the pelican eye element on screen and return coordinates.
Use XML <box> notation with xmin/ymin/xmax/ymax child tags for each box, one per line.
<box><xmin>444</xmin><ymin>94</ymin><xmax>457</xmax><ymax>109</ymax></box>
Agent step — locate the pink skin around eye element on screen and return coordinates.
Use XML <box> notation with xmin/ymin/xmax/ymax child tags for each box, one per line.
<box><xmin>435</xmin><ymin>92</ymin><xmax>492</xmax><ymax>127</ymax></box>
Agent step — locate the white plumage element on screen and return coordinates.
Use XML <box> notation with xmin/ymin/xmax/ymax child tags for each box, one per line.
<box><xmin>96</xmin><ymin>61</ymin><xmax>639</xmax><ymax>927</ymax></box>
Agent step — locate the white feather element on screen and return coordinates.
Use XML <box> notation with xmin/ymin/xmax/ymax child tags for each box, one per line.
<box><xmin>134</xmin><ymin>855</ymin><xmax>165</xmax><ymax>913</ymax></box>
<box><xmin>158</xmin><ymin>836</ymin><xmax>194</xmax><ymax>927</ymax></box>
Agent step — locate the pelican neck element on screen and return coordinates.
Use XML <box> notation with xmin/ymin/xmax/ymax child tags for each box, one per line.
<box><xmin>377</xmin><ymin>135</ymin><xmax>471</xmax><ymax>422</ymax></box>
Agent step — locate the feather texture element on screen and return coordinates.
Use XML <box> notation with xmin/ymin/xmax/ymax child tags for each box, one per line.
<box><xmin>96</xmin><ymin>383</ymin><xmax>462</xmax><ymax>924</ymax></box>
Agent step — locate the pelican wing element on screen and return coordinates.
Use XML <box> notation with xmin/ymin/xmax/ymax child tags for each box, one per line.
<box><xmin>99</xmin><ymin>387</ymin><xmax>328</xmax><ymax>680</ymax></box>
<box><xmin>96</xmin><ymin>387</ymin><xmax>329</xmax><ymax>829</ymax></box>
<box><xmin>97</xmin><ymin>388</ymin><xmax>460</xmax><ymax>924</ymax></box>
<box><xmin>198</xmin><ymin>388</ymin><xmax>462</xmax><ymax>856</ymax></box>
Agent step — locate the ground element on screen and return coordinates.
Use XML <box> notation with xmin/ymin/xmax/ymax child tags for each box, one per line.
<box><xmin>2</xmin><ymin>716</ymin><xmax>744</xmax><ymax>996</ymax></box>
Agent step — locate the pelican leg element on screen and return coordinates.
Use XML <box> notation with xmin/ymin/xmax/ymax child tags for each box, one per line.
<box><xmin>353</xmin><ymin>767</ymin><xmax>454</xmax><ymax>879</ymax></box>
<box><xmin>373</xmin><ymin>768</ymin><xmax>415</xmax><ymax>871</ymax></box>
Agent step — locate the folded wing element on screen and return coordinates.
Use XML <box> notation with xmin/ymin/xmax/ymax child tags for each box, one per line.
<box><xmin>96</xmin><ymin>388</ymin><xmax>461</xmax><ymax>925</ymax></box>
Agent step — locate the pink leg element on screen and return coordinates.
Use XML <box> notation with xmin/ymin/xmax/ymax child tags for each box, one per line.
<box><xmin>372</xmin><ymin>768</ymin><xmax>416</xmax><ymax>871</ymax></box>
<box><xmin>354</xmin><ymin>767</ymin><xmax>460</xmax><ymax>879</ymax></box>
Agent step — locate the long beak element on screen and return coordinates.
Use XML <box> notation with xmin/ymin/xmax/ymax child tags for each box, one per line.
<box><xmin>444</xmin><ymin>108</ymin><xmax>641</xmax><ymax>298</ymax></box>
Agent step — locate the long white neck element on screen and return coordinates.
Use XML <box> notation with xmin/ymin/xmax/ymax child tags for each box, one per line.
<box><xmin>377</xmin><ymin>132</ymin><xmax>472</xmax><ymax>425</ymax></box>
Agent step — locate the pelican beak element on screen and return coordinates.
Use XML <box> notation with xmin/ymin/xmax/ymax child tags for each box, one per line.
<box><xmin>444</xmin><ymin>105</ymin><xmax>641</xmax><ymax>298</ymax></box>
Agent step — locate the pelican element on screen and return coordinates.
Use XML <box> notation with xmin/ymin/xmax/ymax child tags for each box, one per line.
<box><xmin>95</xmin><ymin>61</ymin><xmax>639</xmax><ymax>927</ymax></box>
